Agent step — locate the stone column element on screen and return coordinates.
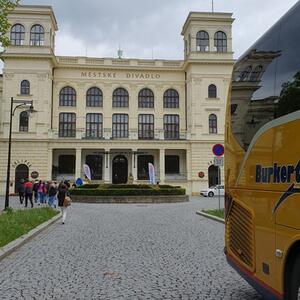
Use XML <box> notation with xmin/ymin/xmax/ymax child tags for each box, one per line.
<box><xmin>75</xmin><ymin>148</ymin><xmax>82</xmax><ymax>180</ymax></box>
<box><xmin>186</xmin><ymin>149</ymin><xmax>191</xmax><ymax>181</ymax></box>
<box><xmin>132</xmin><ymin>149</ymin><xmax>137</xmax><ymax>182</ymax></box>
<box><xmin>159</xmin><ymin>149</ymin><xmax>165</xmax><ymax>184</ymax></box>
<box><xmin>47</xmin><ymin>148</ymin><xmax>53</xmax><ymax>180</ymax></box>
<box><xmin>104</xmin><ymin>149</ymin><xmax>110</xmax><ymax>183</ymax></box>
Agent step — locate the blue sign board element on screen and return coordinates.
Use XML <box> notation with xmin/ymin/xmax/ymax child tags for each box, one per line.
<box><xmin>212</xmin><ymin>144</ymin><xmax>224</xmax><ymax>157</ymax></box>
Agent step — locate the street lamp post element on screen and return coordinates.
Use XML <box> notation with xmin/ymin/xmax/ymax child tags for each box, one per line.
<box><xmin>4</xmin><ymin>97</ymin><xmax>36</xmax><ymax>210</ymax></box>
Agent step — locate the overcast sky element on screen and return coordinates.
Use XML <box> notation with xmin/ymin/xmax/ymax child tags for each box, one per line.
<box><xmin>2</xmin><ymin>0</ymin><xmax>300</xmax><ymax>63</ymax></box>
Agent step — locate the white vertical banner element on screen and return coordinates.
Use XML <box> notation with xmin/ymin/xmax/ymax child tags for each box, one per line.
<box><xmin>83</xmin><ymin>164</ymin><xmax>92</xmax><ymax>181</ymax></box>
<box><xmin>148</xmin><ymin>163</ymin><xmax>156</xmax><ymax>185</ymax></box>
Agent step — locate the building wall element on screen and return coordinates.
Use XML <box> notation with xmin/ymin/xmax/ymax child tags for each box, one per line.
<box><xmin>0</xmin><ymin>6</ymin><xmax>234</xmax><ymax>195</ymax></box>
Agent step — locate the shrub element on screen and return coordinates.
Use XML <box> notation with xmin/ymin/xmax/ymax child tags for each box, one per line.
<box><xmin>69</xmin><ymin>187</ymin><xmax>186</xmax><ymax>196</ymax></box>
<box><xmin>77</xmin><ymin>184</ymin><xmax>99</xmax><ymax>189</ymax></box>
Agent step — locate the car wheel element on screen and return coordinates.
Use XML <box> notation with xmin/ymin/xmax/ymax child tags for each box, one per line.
<box><xmin>288</xmin><ymin>254</ymin><xmax>300</xmax><ymax>300</ymax></box>
<box><xmin>208</xmin><ymin>191</ymin><xmax>214</xmax><ymax>197</ymax></box>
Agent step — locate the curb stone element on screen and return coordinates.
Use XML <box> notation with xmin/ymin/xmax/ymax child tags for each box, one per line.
<box><xmin>196</xmin><ymin>210</ymin><xmax>225</xmax><ymax>224</ymax></box>
<box><xmin>0</xmin><ymin>212</ymin><xmax>61</xmax><ymax>262</ymax></box>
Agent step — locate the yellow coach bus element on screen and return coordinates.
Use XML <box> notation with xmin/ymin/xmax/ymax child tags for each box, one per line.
<box><xmin>225</xmin><ymin>2</ymin><xmax>300</xmax><ymax>300</ymax></box>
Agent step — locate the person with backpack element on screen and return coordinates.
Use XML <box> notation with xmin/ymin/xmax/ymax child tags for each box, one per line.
<box><xmin>24</xmin><ymin>180</ymin><xmax>34</xmax><ymax>208</ymax></box>
<box><xmin>47</xmin><ymin>181</ymin><xmax>57</xmax><ymax>208</ymax></box>
<box><xmin>57</xmin><ymin>183</ymin><xmax>71</xmax><ymax>224</ymax></box>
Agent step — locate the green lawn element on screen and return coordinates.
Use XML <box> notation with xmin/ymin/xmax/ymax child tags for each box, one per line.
<box><xmin>202</xmin><ymin>208</ymin><xmax>224</xmax><ymax>219</ymax></box>
<box><xmin>0</xmin><ymin>207</ymin><xmax>59</xmax><ymax>248</ymax></box>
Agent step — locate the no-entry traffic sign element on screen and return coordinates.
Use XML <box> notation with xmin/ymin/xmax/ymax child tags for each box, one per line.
<box><xmin>212</xmin><ymin>144</ymin><xmax>224</xmax><ymax>157</ymax></box>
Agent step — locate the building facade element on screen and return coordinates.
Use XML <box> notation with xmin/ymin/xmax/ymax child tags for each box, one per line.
<box><xmin>0</xmin><ymin>5</ymin><xmax>234</xmax><ymax>195</ymax></box>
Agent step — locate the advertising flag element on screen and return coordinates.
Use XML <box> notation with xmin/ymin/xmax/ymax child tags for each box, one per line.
<box><xmin>148</xmin><ymin>163</ymin><xmax>156</xmax><ymax>185</ymax></box>
<box><xmin>83</xmin><ymin>164</ymin><xmax>92</xmax><ymax>181</ymax></box>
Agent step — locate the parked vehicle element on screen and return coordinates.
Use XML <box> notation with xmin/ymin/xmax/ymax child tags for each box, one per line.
<box><xmin>200</xmin><ymin>185</ymin><xmax>224</xmax><ymax>197</ymax></box>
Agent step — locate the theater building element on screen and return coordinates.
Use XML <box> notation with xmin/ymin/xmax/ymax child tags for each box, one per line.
<box><xmin>0</xmin><ymin>5</ymin><xmax>234</xmax><ymax>195</ymax></box>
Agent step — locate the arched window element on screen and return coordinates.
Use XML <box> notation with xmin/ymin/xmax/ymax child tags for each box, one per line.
<box><xmin>138</xmin><ymin>88</ymin><xmax>154</xmax><ymax>108</ymax></box>
<box><xmin>10</xmin><ymin>24</ymin><xmax>25</xmax><ymax>45</ymax></box>
<box><xmin>113</xmin><ymin>88</ymin><xmax>129</xmax><ymax>107</ymax></box>
<box><xmin>250</xmin><ymin>65</ymin><xmax>263</xmax><ymax>82</ymax></box>
<box><xmin>163</xmin><ymin>89</ymin><xmax>179</xmax><ymax>108</ymax></box>
<box><xmin>196</xmin><ymin>31</ymin><xmax>209</xmax><ymax>52</ymax></box>
<box><xmin>19</xmin><ymin>111</ymin><xmax>29</xmax><ymax>132</ymax></box>
<box><xmin>214</xmin><ymin>31</ymin><xmax>227</xmax><ymax>52</ymax></box>
<box><xmin>59</xmin><ymin>86</ymin><xmax>76</xmax><ymax>106</ymax></box>
<box><xmin>86</xmin><ymin>87</ymin><xmax>103</xmax><ymax>107</ymax></box>
<box><xmin>208</xmin><ymin>84</ymin><xmax>217</xmax><ymax>98</ymax></box>
<box><xmin>30</xmin><ymin>24</ymin><xmax>44</xmax><ymax>46</ymax></box>
<box><xmin>240</xmin><ymin>66</ymin><xmax>252</xmax><ymax>81</ymax></box>
<box><xmin>209</xmin><ymin>114</ymin><xmax>218</xmax><ymax>134</ymax></box>
<box><xmin>20</xmin><ymin>80</ymin><xmax>30</xmax><ymax>95</ymax></box>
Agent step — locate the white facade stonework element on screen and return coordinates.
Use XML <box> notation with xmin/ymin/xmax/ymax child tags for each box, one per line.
<box><xmin>0</xmin><ymin>6</ymin><xmax>234</xmax><ymax>195</ymax></box>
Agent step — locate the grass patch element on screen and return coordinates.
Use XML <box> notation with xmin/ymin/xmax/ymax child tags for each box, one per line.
<box><xmin>202</xmin><ymin>209</ymin><xmax>224</xmax><ymax>219</ymax></box>
<box><xmin>0</xmin><ymin>207</ymin><xmax>59</xmax><ymax>248</ymax></box>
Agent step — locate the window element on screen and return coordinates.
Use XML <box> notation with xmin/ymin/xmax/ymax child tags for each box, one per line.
<box><xmin>59</xmin><ymin>86</ymin><xmax>76</xmax><ymax>106</ymax></box>
<box><xmin>164</xmin><ymin>114</ymin><xmax>179</xmax><ymax>140</ymax></box>
<box><xmin>163</xmin><ymin>89</ymin><xmax>179</xmax><ymax>108</ymax></box>
<box><xmin>138</xmin><ymin>88</ymin><xmax>154</xmax><ymax>108</ymax></box>
<box><xmin>20</xmin><ymin>80</ymin><xmax>30</xmax><ymax>95</ymax></box>
<box><xmin>138</xmin><ymin>114</ymin><xmax>154</xmax><ymax>139</ymax></box>
<box><xmin>58</xmin><ymin>155</ymin><xmax>75</xmax><ymax>174</ymax></box>
<box><xmin>208</xmin><ymin>84</ymin><xmax>217</xmax><ymax>98</ymax></box>
<box><xmin>113</xmin><ymin>88</ymin><xmax>129</xmax><ymax>107</ymax></box>
<box><xmin>250</xmin><ymin>65</ymin><xmax>263</xmax><ymax>82</ymax></box>
<box><xmin>196</xmin><ymin>31</ymin><xmax>209</xmax><ymax>52</ymax></box>
<box><xmin>30</xmin><ymin>24</ymin><xmax>44</xmax><ymax>46</ymax></box>
<box><xmin>112</xmin><ymin>114</ymin><xmax>128</xmax><ymax>138</ymax></box>
<box><xmin>165</xmin><ymin>155</ymin><xmax>180</xmax><ymax>174</ymax></box>
<box><xmin>209</xmin><ymin>114</ymin><xmax>218</xmax><ymax>134</ymax></box>
<box><xmin>59</xmin><ymin>113</ymin><xmax>76</xmax><ymax>137</ymax></box>
<box><xmin>240</xmin><ymin>66</ymin><xmax>252</xmax><ymax>82</ymax></box>
<box><xmin>19</xmin><ymin>111</ymin><xmax>28</xmax><ymax>132</ymax></box>
<box><xmin>138</xmin><ymin>155</ymin><xmax>154</xmax><ymax>180</ymax></box>
<box><xmin>86</xmin><ymin>113</ymin><xmax>103</xmax><ymax>138</ymax></box>
<box><xmin>86</xmin><ymin>155</ymin><xmax>102</xmax><ymax>180</ymax></box>
<box><xmin>86</xmin><ymin>87</ymin><xmax>102</xmax><ymax>107</ymax></box>
<box><xmin>214</xmin><ymin>31</ymin><xmax>227</xmax><ymax>52</ymax></box>
<box><xmin>10</xmin><ymin>24</ymin><xmax>25</xmax><ymax>45</ymax></box>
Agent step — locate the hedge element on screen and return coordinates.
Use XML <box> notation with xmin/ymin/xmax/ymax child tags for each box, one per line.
<box><xmin>69</xmin><ymin>188</ymin><xmax>186</xmax><ymax>196</ymax></box>
<box><xmin>77</xmin><ymin>184</ymin><xmax>99</xmax><ymax>189</ymax></box>
<box><xmin>77</xmin><ymin>184</ymin><xmax>179</xmax><ymax>190</ymax></box>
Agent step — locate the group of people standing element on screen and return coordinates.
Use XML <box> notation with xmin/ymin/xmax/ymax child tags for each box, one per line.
<box><xmin>16</xmin><ymin>179</ymin><xmax>71</xmax><ymax>224</ymax></box>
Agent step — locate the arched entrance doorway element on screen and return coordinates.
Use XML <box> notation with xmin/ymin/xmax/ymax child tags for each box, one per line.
<box><xmin>208</xmin><ymin>165</ymin><xmax>220</xmax><ymax>187</ymax></box>
<box><xmin>15</xmin><ymin>164</ymin><xmax>29</xmax><ymax>192</ymax></box>
<box><xmin>112</xmin><ymin>155</ymin><xmax>128</xmax><ymax>184</ymax></box>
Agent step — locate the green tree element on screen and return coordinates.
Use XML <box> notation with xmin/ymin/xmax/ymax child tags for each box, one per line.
<box><xmin>0</xmin><ymin>0</ymin><xmax>20</xmax><ymax>48</ymax></box>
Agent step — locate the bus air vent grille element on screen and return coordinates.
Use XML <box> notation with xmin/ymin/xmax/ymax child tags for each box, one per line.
<box><xmin>227</xmin><ymin>202</ymin><xmax>254</xmax><ymax>268</ymax></box>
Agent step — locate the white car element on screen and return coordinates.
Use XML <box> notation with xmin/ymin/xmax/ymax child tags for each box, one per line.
<box><xmin>200</xmin><ymin>185</ymin><xmax>224</xmax><ymax>197</ymax></box>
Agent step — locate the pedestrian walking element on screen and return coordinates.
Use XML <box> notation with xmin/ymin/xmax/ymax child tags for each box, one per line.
<box><xmin>24</xmin><ymin>180</ymin><xmax>34</xmax><ymax>208</ymax></box>
<box><xmin>37</xmin><ymin>180</ymin><xmax>46</xmax><ymax>205</ymax></box>
<box><xmin>33</xmin><ymin>180</ymin><xmax>39</xmax><ymax>203</ymax></box>
<box><xmin>57</xmin><ymin>183</ymin><xmax>70</xmax><ymax>224</ymax></box>
<box><xmin>17</xmin><ymin>179</ymin><xmax>25</xmax><ymax>206</ymax></box>
<box><xmin>48</xmin><ymin>181</ymin><xmax>57</xmax><ymax>208</ymax></box>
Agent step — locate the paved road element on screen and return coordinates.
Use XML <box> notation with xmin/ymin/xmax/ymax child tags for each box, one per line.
<box><xmin>0</xmin><ymin>197</ymin><xmax>262</xmax><ymax>299</ymax></box>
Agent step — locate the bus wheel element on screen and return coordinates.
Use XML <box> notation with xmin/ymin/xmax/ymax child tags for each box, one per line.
<box><xmin>290</xmin><ymin>254</ymin><xmax>300</xmax><ymax>300</ymax></box>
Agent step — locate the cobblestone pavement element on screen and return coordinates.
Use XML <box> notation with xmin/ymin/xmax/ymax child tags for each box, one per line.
<box><xmin>0</xmin><ymin>196</ymin><xmax>262</xmax><ymax>300</ymax></box>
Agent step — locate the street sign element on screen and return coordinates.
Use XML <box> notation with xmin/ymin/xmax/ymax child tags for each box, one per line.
<box><xmin>198</xmin><ymin>171</ymin><xmax>205</xmax><ymax>178</ymax></box>
<box><xmin>214</xmin><ymin>156</ymin><xmax>224</xmax><ymax>166</ymax></box>
<box><xmin>212</xmin><ymin>144</ymin><xmax>224</xmax><ymax>157</ymax></box>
